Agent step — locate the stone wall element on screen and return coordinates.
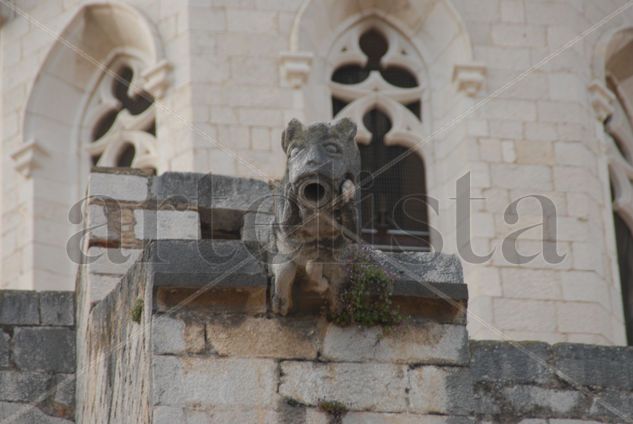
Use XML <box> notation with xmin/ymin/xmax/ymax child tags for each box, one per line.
<box><xmin>0</xmin><ymin>290</ymin><xmax>75</xmax><ymax>423</ymax></box>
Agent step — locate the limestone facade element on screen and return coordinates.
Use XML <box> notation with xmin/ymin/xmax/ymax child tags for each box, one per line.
<box><xmin>2</xmin><ymin>0</ymin><xmax>633</xmax><ymax>345</ymax></box>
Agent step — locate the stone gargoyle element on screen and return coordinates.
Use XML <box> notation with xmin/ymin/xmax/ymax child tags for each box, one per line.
<box><xmin>271</xmin><ymin>118</ymin><xmax>361</xmax><ymax>316</ymax></box>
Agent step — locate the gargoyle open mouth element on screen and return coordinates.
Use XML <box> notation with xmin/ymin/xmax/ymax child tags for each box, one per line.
<box><xmin>296</xmin><ymin>177</ymin><xmax>333</xmax><ymax>208</ymax></box>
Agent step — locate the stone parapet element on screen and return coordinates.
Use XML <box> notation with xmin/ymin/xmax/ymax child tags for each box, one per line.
<box><xmin>0</xmin><ymin>291</ymin><xmax>75</xmax><ymax>423</ymax></box>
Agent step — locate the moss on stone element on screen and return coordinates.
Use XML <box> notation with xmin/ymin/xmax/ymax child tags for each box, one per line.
<box><xmin>330</xmin><ymin>253</ymin><xmax>402</xmax><ymax>328</ymax></box>
<box><xmin>130</xmin><ymin>299</ymin><xmax>144</xmax><ymax>323</ymax></box>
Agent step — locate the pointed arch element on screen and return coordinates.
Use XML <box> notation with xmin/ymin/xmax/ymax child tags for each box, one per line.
<box><xmin>16</xmin><ymin>1</ymin><xmax>169</xmax><ymax>290</ymax></box>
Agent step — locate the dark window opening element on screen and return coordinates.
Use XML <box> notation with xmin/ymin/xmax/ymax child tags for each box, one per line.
<box><xmin>613</xmin><ymin>210</ymin><xmax>633</xmax><ymax>345</ymax></box>
<box><xmin>359</xmin><ymin>109</ymin><xmax>429</xmax><ymax>251</ymax></box>
<box><xmin>113</xmin><ymin>66</ymin><xmax>154</xmax><ymax>115</ymax></box>
<box><xmin>331</xmin><ymin>28</ymin><xmax>418</xmax><ymax>90</ymax></box>
<box><xmin>116</xmin><ymin>144</ymin><xmax>135</xmax><ymax>167</ymax></box>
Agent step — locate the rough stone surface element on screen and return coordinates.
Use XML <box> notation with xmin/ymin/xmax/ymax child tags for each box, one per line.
<box><xmin>279</xmin><ymin>361</ymin><xmax>408</xmax><ymax>412</ymax></box>
<box><xmin>0</xmin><ymin>331</ymin><xmax>9</xmax><ymax>368</ymax></box>
<box><xmin>0</xmin><ymin>401</ymin><xmax>73</xmax><ymax>423</ymax></box>
<box><xmin>89</xmin><ymin>172</ymin><xmax>148</xmax><ymax>202</ymax></box>
<box><xmin>13</xmin><ymin>327</ymin><xmax>75</xmax><ymax>373</ymax></box>
<box><xmin>152</xmin><ymin>314</ymin><xmax>205</xmax><ymax>355</ymax></box>
<box><xmin>149</xmin><ymin>239</ymin><xmax>267</xmax><ymax>289</ymax></box>
<box><xmin>471</xmin><ymin>341</ymin><xmax>552</xmax><ymax>385</ymax></box>
<box><xmin>322</xmin><ymin>322</ymin><xmax>468</xmax><ymax>365</ymax></box>
<box><xmin>206</xmin><ymin>316</ymin><xmax>318</xmax><ymax>359</ymax></box>
<box><xmin>0</xmin><ymin>371</ymin><xmax>50</xmax><ymax>402</ymax></box>
<box><xmin>409</xmin><ymin>366</ymin><xmax>474</xmax><ymax>415</ymax></box>
<box><xmin>40</xmin><ymin>292</ymin><xmax>74</xmax><ymax>326</ymax></box>
<box><xmin>153</xmin><ymin>356</ymin><xmax>277</xmax><ymax>408</ymax></box>
<box><xmin>0</xmin><ymin>291</ymin><xmax>39</xmax><ymax>325</ymax></box>
<box><xmin>133</xmin><ymin>209</ymin><xmax>200</xmax><ymax>240</ymax></box>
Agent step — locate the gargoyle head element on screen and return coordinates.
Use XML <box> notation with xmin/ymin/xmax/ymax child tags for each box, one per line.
<box><xmin>281</xmin><ymin>118</ymin><xmax>360</xmax><ymax>208</ymax></box>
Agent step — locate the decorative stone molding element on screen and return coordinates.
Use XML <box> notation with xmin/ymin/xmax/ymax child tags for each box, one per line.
<box><xmin>452</xmin><ymin>63</ymin><xmax>486</xmax><ymax>97</ymax></box>
<box><xmin>141</xmin><ymin>59</ymin><xmax>171</xmax><ymax>99</ymax></box>
<box><xmin>10</xmin><ymin>139</ymin><xmax>49</xmax><ymax>178</ymax></box>
<box><xmin>279</xmin><ymin>51</ymin><xmax>313</xmax><ymax>88</ymax></box>
<box><xmin>588</xmin><ymin>80</ymin><xmax>615</xmax><ymax>122</ymax></box>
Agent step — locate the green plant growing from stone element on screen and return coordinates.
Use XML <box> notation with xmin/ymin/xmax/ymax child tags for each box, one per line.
<box><xmin>131</xmin><ymin>298</ymin><xmax>144</xmax><ymax>323</ymax></box>
<box><xmin>330</xmin><ymin>251</ymin><xmax>402</xmax><ymax>327</ymax></box>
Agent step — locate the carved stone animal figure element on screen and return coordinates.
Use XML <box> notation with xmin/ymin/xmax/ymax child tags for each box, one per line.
<box><xmin>271</xmin><ymin>118</ymin><xmax>361</xmax><ymax>315</ymax></box>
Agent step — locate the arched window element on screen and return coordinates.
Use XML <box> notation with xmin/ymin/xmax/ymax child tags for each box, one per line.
<box><xmin>604</xmin><ymin>41</ymin><xmax>633</xmax><ymax>344</ymax></box>
<box><xmin>329</xmin><ymin>21</ymin><xmax>428</xmax><ymax>251</ymax></box>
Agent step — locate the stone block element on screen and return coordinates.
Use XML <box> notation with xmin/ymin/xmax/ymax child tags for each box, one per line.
<box><xmin>552</xmin><ymin>343</ymin><xmax>633</xmax><ymax>390</ymax></box>
<box><xmin>0</xmin><ymin>291</ymin><xmax>39</xmax><ymax>325</ymax></box>
<box><xmin>0</xmin><ymin>400</ymin><xmax>73</xmax><ymax>423</ymax></box>
<box><xmin>409</xmin><ymin>366</ymin><xmax>474</xmax><ymax>415</ymax></box>
<box><xmin>13</xmin><ymin>328</ymin><xmax>75</xmax><ymax>373</ymax></box>
<box><xmin>343</xmin><ymin>413</ymin><xmax>474</xmax><ymax>423</ymax></box>
<box><xmin>88</xmin><ymin>274</ymin><xmax>121</xmax><ymax>305</ymax></box>
<box><xmin>52</xmin><ymin>374</ymin><xmax>75</xmax><ymax>415</ymax></box>
<box><xmin>149</xmin><ymin>240</ymin><xmax>267</xmax><ymax>290</ymax></box>
<box><xmin>153</xmin><ymin>356</ymin><xmax>277</xmax><ymax>407</ymax></box>
<box><xmin>0</xmin><ymin>371</ymin><xmax>50</xmax><ymax>402</ymax></box>
<box><xmin>152</xmin><ymin>314</ymin><xmax>205</xmax><ymax>354</ymax></box>
<box><xmin>470</xmin><ymin>341</ymin><xmax>553</xmax><ymax>385</ymax></box>
<box><xmin>206</xmin><ymin>316</ymin><xmax>317</xmax><ymax>359</ymax></box>
<box><xmin>86</xmin><ymin>247</ymin><xmax>141</xmax><ymax>276</ymax></box>
<box><xmin>40</xmin><ymin>291</ymin><xmax>74</xmax><ymax>326</ymax></box>
<box><xmin>589</xmin><ymin>390</ymin><xmax>633</xmax><ymax>421</ymax></box>
<box><xmin>134</xmin><ymin>209</ymin><xmax>200</xmax><ymax>240</ymax></box>
<box><xmin>89</xmin><ymin>172</ymin><xmax>149</xmax><ymax>203</ymax></box>
<box><xmin>86</xmin><ymin>204</ymin><xmax>116</xmax><ymax>241</ymax></box>
<box><xmin>279</xmin><ymin>361</ymin><xmax>408</xmax><ymax>412</ymax></box>
<box><xmin>0</xmin><ymin>331</ymin><xmax>8</xmax><ymax>368</ymax></box>
<box><xmin>322</xmin><ymin>322</ymin><xmax>468</xmax><ymax>365</ymax></box>
<box><xmin>501</xmin><ymin>386</ymin><xmax>584</xmax><ymax>417</ymax></box>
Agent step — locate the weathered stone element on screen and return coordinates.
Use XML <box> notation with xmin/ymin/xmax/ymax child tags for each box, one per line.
<box><xmin>0</xmin><ymin>291</ymin><xmax>39</xmax><ymax>325</ymax></box>
<box><xmin>40</xmin><ymin>292</ymin><xmax>74</xmax><ymax>326</ymax></box>
<box><xmin>588</xmin><ymin>390</ymin><xmax>633</xmax><ymax>421</ymax></box>
<box><xmin>501</xmin><ymin>386</ymin><xmax>585</xmax><ymax>417</ymax></box>
<box><xmin>409</xmin><ymin>366</ymin><xmax>474</xmax><ymax>415</ymax></box>
<box><xmin>552</xmin><ymin>343</ymin><xmax>633</xmax><ymax>390</ymax></box>
<box><xmin>0</xmin><ymin>331</ymin><xmax>9</xmax><ymax>368</ymax></box>
<box><xmin>206</xmin><ymin>316</ymin><xmax>318</xmax><ymax>359</ymax></box>
<box><xmin>133</xmin><ymin>209</ymin><xmax>200</xmax><ymax>240</ymax></box>
<box><xmin>471</xmin><ymin>341</ymin><xmax>553</xmax><ymax>384</ymax></box>
<box><xmin>152</xmin><ymin>314</ymin><xmax>205</xmax><ymax>354</ymax></box>
<box><xmin>0</xmin><ymin>401</ymin><xmax>73</xmax><ymax>423</ymax></box>
<box><xmin>13</xmin><ymin>328</ymin><xmax>75</xmax><ymax>373</ymax></box>
<box><xmin>89</xmin><ymin>172</ymin><xmax>149</xmax><ymax>202</ymax></box>
<box><xmin>52</xmin><ymin>374</ymin><xmax>75</xmax><ymax>417</ymax></box>
<box><xmin>279</xmin><ymin>361</ymin><xmax>408</xmax><ymax>412</ymax></box>
<box><xmin>151</xmin><ymin>172</ymin><xmax>272</xmax><ymax>212</ymax></box>
<box><xmin>0</xmin><ymin>371</ymin><xmax>50</xmax><ymax>402</ymax></box>
<box><xmin>148</xmin><ymin>239</ymin><xmax>267</xmax><ymax>289</ymax></box>
<box><xmin>373</xmin><ymin>250</ymin><xmax>465</xmax><ymax>286</ymax></box>
<box><xmin>153</xmin><ymin>356</ymin><xmax>277</xmax><ymax>407</ymax></box>
<box><xmin>86</xmin><ymin>247</ymin><xmax>142</xmax><ymax>275</ymax></box>
<box><xmin>322</xmin><ymin>322</ymin><xmax>468</xmax><ymax>365</ymax></box>
<box><xmin>343</xmin><ymin>413</ymin><xmax>474</xmax><ymax>423</ymax></box>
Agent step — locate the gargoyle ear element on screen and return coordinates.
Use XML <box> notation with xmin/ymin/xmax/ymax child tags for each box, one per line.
<box><xmin>281</xmin><ymin>118</ymin><xmax>304</xmax><ymax>153</ymax></box>
<box><xmin>333</xmin><ymin>117</ymin><xmax>357</xmax><ymax>142</ymax></box>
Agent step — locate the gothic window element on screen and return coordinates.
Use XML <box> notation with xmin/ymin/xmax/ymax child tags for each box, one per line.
<box><xmin>329</xmin><ymin>22</ymin><xmax>428</xmax><ymax>251</ymax></box>
<box><xmin>606</xmin><ymin>75</ymin><xmax>633</xmax><ymax>345</ymax></box>
<box><xmin>84</xmin><ymin>59</ymin><xmax>159</xmax><ymax>172</ymax></box>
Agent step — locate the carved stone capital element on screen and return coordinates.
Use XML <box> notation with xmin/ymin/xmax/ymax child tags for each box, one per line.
<box><xmin>452</xmin><ymin>62</ymin><xmax>486</xmax><ymax>97</ymax></box>
<box><xmin>588</xmin><ymin>80</ymin><xmax>615</xmax><ymax>122</ymax></box>
<box><xmin>10</xmin><ymin>139</ymin><xmax>49</xmax><ymax>178</ymax></box>
<box><xmin>142</xmin><ymin>59</ymin><xmax>171</xmax><ymax>99</ymax></box>
<box><xmin>279</xmin><ymin>51</ymin><xmax>313</xmax><ymax>89</ymax></box>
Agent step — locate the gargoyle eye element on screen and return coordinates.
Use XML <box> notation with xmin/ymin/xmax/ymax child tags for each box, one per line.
<box><xmin>289</xmin><ymin>146</ymin><xmax>300</xmax><ymax>157</ymax></box>
<box><xmin>324</xmin><ymin>143</ymin><xmax>342</xmax><ymax>154</ymax></box>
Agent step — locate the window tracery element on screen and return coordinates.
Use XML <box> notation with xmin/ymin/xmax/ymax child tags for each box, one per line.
<box><xmin>329</xmin><ymin>20</ymin><xmax>429</xmax><ymax>250</ymax></box>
